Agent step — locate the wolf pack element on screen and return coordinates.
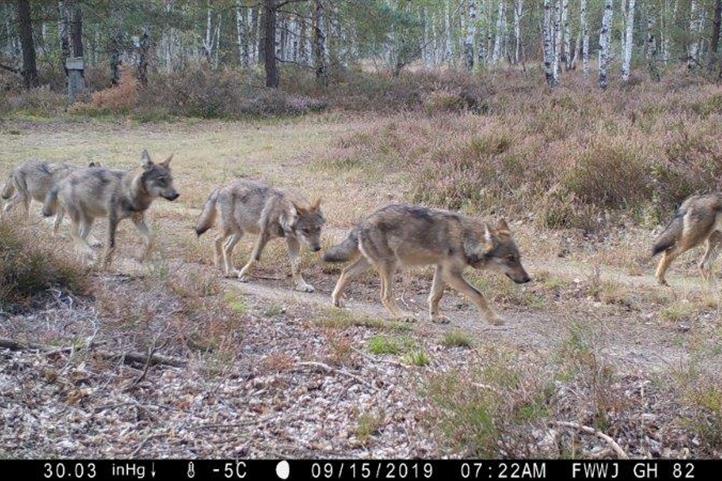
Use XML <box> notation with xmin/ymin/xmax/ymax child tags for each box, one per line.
<box><xmin>2</xmin><ymin>150</ymin><xmax>721</xmax><ymax>325</ymax></box>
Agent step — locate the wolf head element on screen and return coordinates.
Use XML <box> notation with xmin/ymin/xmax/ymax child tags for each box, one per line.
<box><xmin>289</xmin><ymin>198</ymin><xmax>325</xmax><ymax>252</ymax></box>
<box><xmin>140</xmin><ymin>150</ymin><xmax>179</xmax><ymax>202</ymax></box>
<box><xmin>469</xmin><ymin>219</ymin><xmax>531</xmax><ymax>284</ymax></box>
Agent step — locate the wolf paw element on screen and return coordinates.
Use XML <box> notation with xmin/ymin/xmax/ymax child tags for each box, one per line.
<box><xmin>238</xmin><ymin>274</ymin><xmax>251</xmax><ymax>283</ymax></box>
<box><xmin>486</xmin><ymin>314</ymin><xmax>505</xmax><ymax>326</ymax></box>
<box><xmin>295</xmin><ymin>283</ymin><xmax>315</xmax><ymax>293</ymax></box>
<box><xmin>431</xmin><ymin>315</ymin><xmax>451</xmax><ymax>324</ymax></box>
<box><xmin>395</xmin><ymin>312</ymin><xmax>417</xmax><ymax>323</ymax></box>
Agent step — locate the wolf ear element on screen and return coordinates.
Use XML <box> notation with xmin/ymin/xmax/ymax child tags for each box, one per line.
<box><xmin>311</xmin><ymin>197</ymin><xmax>322</xmax><ymax>212</ymax></box>
<box><xmin>484</xmin><ymin>223</ymin><xmax>495</xmax><ymax>245</ymax></box>
<box><xmin>140</xmin><ymin>150</ymin><xmax>153</xmax><ymax>169</ymax></box>
<box><xmin>161</xmin><ymin>154</ymin><xmax>173</xmax><ymax>167</ymax></box>
<box><xmin>291</xmin><ymin>200</ymin><xmax>308</xmax><ymax>216</ymax></box>
<box><xmin>497</xmin><ymin>218</ymin><xmax>510</xmax><ymax>235</ymax></box>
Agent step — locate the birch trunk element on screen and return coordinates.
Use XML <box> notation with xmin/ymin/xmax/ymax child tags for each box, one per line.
<box><xmin>688</xmin><ymin>0</ymin><xmax>701</xmax><ymax>68</ymax></box>
<box><xmin>204</xmin><ymin>2</ymin><xmax>213</xmax><ymax>62</ymax></box>
<box><xmin>581</xmin><ymin>0</ymin><xmax>589</xmax><ymax>75</ymax></box>
<box><xmin>465</xmin><ymin>0</ymin><xmax>477</xmax><ymax>70</ymax></box>
<box><xmin>492</xmin><ymin>0</ymin><xmax>506</xmax><ymax>64</ymax></box>
<box><xmin>543</xmin><ymin>0</ymin><xmax>558</xmax><ymax>86</ymax></box>
<box><xmin>646</xmin><ymin>7</ymin><xmax>660</xmax><ymax>80</ymax></box>
<box><xmin>710</xmin><ymin>0</ymin><xmax>721</xmax><ymax>70</ymax></box>
<box><xmin>236</xmin><ymin>0</ymin><xmax>249</xmax><ymax>67</ymax></box>
<box><xmin>562</xmin><ymin>0</ymin><xmax>570</xmax><ymax>69</ymax></box>
<box><xmin>313</xmin><ymin>0</ymin><xmax>327</xmax><ymax>87</ymax></box>
<box><xmin>477</xmin><ymin>0</ymin><xmax>486</xmax><ymax>66</ymax></box>
<box><xmin>553</xmin><ymin>0</ymin><xmax>561</xmax><ymax>76</ymax></box>
<box><xmin>621</xmin><ymin>0</ymin><xmax>636</xmax><ymax>81</ymax></box>
<box><xmin>513</xmin><ymin>0</ymin><xmax>523</xmax><ymax>64</ymax></box>
<box><xmin>444</xmin><ymin>0</ymin><xmax>452</xmax><ymax>63</ymax></box>
<box><xmin>599</xmin><ymin>0</ymin><xmax>614</xmax><ymax>89</ymax></box>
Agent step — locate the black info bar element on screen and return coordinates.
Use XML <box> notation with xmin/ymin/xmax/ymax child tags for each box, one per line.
<box><xmin>0</xmin><ymin>459</ymin><xmax>714</xmax><ymax>481</ymax></box>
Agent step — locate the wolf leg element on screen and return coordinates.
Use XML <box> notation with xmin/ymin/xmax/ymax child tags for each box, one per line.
<box><xmin>238</xmin><ymin>230</ymin><xmax>270</xmax><ymax>282</ymax></box>
<box><xmin>223</xmin><ymin>231</ymin><xmax>243</xmax><ymax>277</ymax></box>
<box><xmin>655</xmin><ymin>244</ymin><xmax>685</xmax><ymax>286</ymax></box>
<box><xmin>287</xmin><ymin>236</ymin><xmax>314</xmax><ymax>292</ymax></box>
<box><xmin>376</xmin><ymin>260</ymin><xmax>414</xmax><ymax>321</ymax></box>
<box><xmin>69</xmin><ymin>212</ymin><xmax>95</xmax><ymax>264</ymax></box>
<box><xmin>331</xmin><ymin>257</ymin><xmax>371</xmax><ymax>307</ymax></box>
<box><xmin>102</xmin><ymin>215</ymin><xmax>120</xmax><ymax>269</ymax></box>
<box><xmin>428</xmin><ymin>265</ymin><xmax>449</xmax><ymax>323</ymax></box>
<box><xmin>444</xmin><ymin>268</ymin><xmax>502</xmax><ymax>325</ymax></box>
<box><xmin>214</xmin><ymin>229</ymin><xmax>230</xmax><ymax>270</ymax></box>
<box><xmin>131</xmin><ymin>213</ymin><xmax>152</xmax><ymax>262</ymax></box>
<box><xmin>699</xmin><ymin>232</ymin><xmax>722</xmax><ymax>283</ymax></box>
<box><xmin>52</xmin><ymin>206</ymin><xmax>65</xmax><ymax>236</ymax></box>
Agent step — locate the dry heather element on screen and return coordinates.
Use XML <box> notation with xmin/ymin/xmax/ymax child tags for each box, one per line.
<box><xmin>319</xmin><ymin>70</ymin><xmax>722</xmax><ymax>232</ymax></box>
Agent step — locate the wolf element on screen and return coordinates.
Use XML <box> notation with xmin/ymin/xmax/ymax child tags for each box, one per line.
<box><xmin>42</xmin><ymin>150</ymin><xmax>179</xmax><ymax>268</ymax></box>
<box><xmin>323</xmin><ymin>204</ymin><xmax>531</xmax><ymax>325</ymax></box>
<box><xmin>652</xmin><ymin>193</ymin><xmax>722</xmax><ymax>286</ymax></box>
<box><xmin>194</xmin><ymin>179</ymin><xmax>324</xmax><ymax>293</ymax></box>
<box><xmin>1</xmin><ymin>159</ymin><xmax>98</xmax><ymax>233</ymax></box>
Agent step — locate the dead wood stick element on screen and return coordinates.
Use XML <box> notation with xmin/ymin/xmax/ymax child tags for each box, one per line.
<box><xmin>0</xmin><ymin>337</ymin><xmax>186</xmax><ymax>368</ymax></box>
<box><xmin>552</xmin><ymin>420</ymin><xmax>629</xmax><ymax>459</ymax></box>
<box><xmin>293</xmin><ymin>361</ymin><xmax>375</xmax><ymax>390</ymax></box>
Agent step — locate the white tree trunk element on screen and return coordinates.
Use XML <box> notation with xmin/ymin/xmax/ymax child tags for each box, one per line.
<box><xmin>688</xmin><ymin>0</ymin><xmax>701</xmax><ymax>68</ymax></box>
<box><xmin>513</xmin><ymin>0</ymin><xmax>523</xmax><ymax>64</ymax></box>
<box><xmin>599</xmin><ymin>0</ymin><xmax>614</xmax><ymax>89</ymax></box>
<box><xmin>621</xmin><ymin>0</ymin><xmax>636</xmax><ymax>81</ymax></box>
<box><xmin>553</xmin><ymin>0</ymin><xmax>561</xmax><ymax>76</ymax></box>
<box><xmin>204</xmin><ymin>3</ymin><xmax>213</xmax><ymax>61</ymax></box>
<box><xmin>444</xmin><ymin>0</ymin><xmax>452</xmax><ymax>63</ymax></box>
<box><xmin>492</xmin><ymin>0</ymin><xmax>506</xmax><ymax>64</ymax></box>
<box><xmin>646</xmin><ymin>8</ymin><xmax>660</xmax><ymax>80</ymax></box>
<box><xmin>465</xmin><ymin>0</ymin><xmax>477</xmax><ymax>70</ymax></box>
<box><xmin>581</xmin><ymin>0</ymin><xmax>589</xmax><ymax>75</ymax></box>
<box><xmin>562</xmin><ymin>0</ymin><xmax>570</xmax><ymax>69</ymax></box>
<box><xmin>477</xmin><ymin>0</ymin><xmax>487</xmax><ymax>66</ymax></box>
<box><xmin>543</xmin><ymin>0</ymin><xmax>558</xmax><ymax>86</ymax></box>
<box><xmin>236</xmin><ymin>0</ymin><xmax>248</xmax><ymax>67</ymax></box>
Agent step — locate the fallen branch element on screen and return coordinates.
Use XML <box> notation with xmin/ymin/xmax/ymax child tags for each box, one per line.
<box><xmin>0</xmin><ymin>337</ymin><xmax>187</xmax><ymax>368</ymax></box>
<box><xmin>293</xmin><ymin>361</ymin><xmax>376</xmax><ymax>390</ymax></box>
<box><xmin>130</xmin><ymin>432</ymin><xmax>168</xmax><ymax>457</ymax></box>
<box><xmin>0</xmin><ymin>62</ymin><xmax>19</xmax><ymax>74</ymax></box>
<box><xmin>552</xmin><ymin>420</ymin><xmax>629</xmax><ymax>459</ymax></box>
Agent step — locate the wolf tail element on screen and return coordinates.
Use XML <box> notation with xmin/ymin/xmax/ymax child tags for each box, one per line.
<box><xmin>195</xmin><ymin>188</ymin><xmax>220</xmax><ymax>237</ymax></box>
<box><xmin>323</xmin><ymin>228</ymin><xmax>360</xmax><ymax>263</ymax></box>
<box><xmin>42</xmin><ymin>187</ymin><xmax>59</xmax><ymax>218</ymax></box>
<box><xmin>1</xmin><ymin>174</ymin><xmax>14</xmax><ymax>200</ymax></box>
<box><xmin>652</xmin><ymin>213</ymin><xmax>684</xmax><ymax>256</ymax></box>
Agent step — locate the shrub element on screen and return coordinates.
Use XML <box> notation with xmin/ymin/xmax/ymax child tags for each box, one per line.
<box><xmin>0</xmin><ymin>223</ymin><xmax>87</xmax><ymax>309</ymax></box>
<box><xmin>71</xmin><ymin>67</ymin><xmax>138</xmax><ymax>115</ymax></box>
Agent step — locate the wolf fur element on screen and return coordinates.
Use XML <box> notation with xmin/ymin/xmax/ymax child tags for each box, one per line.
<box><xmin>652</xmin><ymin>193</ymin><xmax>722</xmax><ymax>285</ymax></box>
<box><xmin>43</xmin><ymin>150</ymin><xmax>178</xmax><ymax>268</ymax></box>
<box><xmin>1</xmin><ymin>159</ymin><xmax>99</xmax><ymax>234</ymax></box>
<box><xmin>195</xmin><ymin>179</ymin><xmax>324</xmax><ymax>292</ymax></box>
<box><xmin>323</xmin><ymin>204</ymin><xmax>530</xmax><ymax>325</ymax></box>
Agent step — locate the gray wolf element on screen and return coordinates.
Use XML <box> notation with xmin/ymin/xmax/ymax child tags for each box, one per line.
<box><xmin>42</xmin><ymin>150</ymin><xmax>179</xmax><ymax>268</ymax></box>
<box><xmin>195</xmin><ymin>179</ymin><xmax>324</xmax><ymax>292</ymax></box>
<box><xmin>652</xmin><ymin>193</ymin><xmax>722</xmax><ymax>285</ymax></box>
<box><xmin>1</xmin><ymin>159</ymin><xmax>98</xmax><ymax>233</ymax></box>
<box><xmin>323</xmin><ymin>204</ymin><xmax>531</xmax><ymax>325</ymax></box>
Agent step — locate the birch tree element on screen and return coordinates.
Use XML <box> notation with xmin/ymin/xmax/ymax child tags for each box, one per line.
<box><xmin>465</xmin><ymin>0</ymin><xmax>477</xmax><ymax>70</ymax></box>
<box><xmin>562</xmin><ymin>0</ymin><xmax>571</xmax><ymax>70</ymax></box>
<box><xmin>688</xmin><ymin>0</ymin><xmax>701</xmax><ymax>69</ymax></box>
<box><xmin>313</xmin><ymin>0</ymin><xmax>327</xmax><ymax>87</ymax></box>
<box><xmin>646</xmin><ymin>5</ymin><xmax>660</xmax><ymax>80</ymax></box>
<box><xmin>711</xmin><ymin>0</ymin><xmax>722</xmax><ymax>70</ymax></box>
<box><xmin>543</xmin><ymin>0</ymin><xmax>558</xmax><ymax>86</ymax></box>
<box><xmin>621</xmin><ymin>0</ymin><xmax>636</xmax><ymax>81</ymax></box>
<box><xmin>599</xmin><ymin>0</ymin><xmax>614</xmax><ymax>89</ymax></box>
<box><xmin>513</xmin><ymin>0</ymin><xmax>523</xmax><ymax>64</ymax></box>
<box><xmin>581</xmin><ymin>0</ymin><xmax>589</xmax><ymax>75</ymax></box>
<box><xmin>492</xmin><ymin>0</ymin><xmax>506</xmax><ymax>64</ymax></box>
<box><xmin>236</xmin><ymin>0</ymin><xmax>249</xmax><ymax>67</ymax></box>
<box><xmin>553</xmin><ymin>0</ymin><xmax>562</xmax><ymax>77</ymax></box>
